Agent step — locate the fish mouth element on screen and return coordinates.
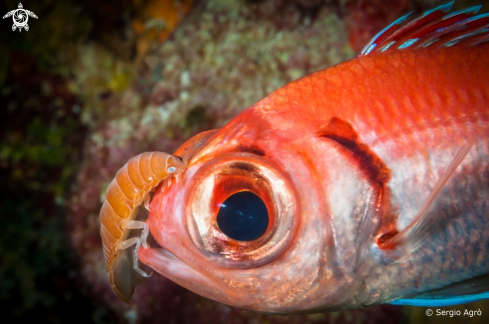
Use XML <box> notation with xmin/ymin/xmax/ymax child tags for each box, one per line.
<box><xmin>139</xmin><ymin>247</ymin><xmax>220</xmax><ymax>294</ymax></box>
<box><xmin>137</xmin><ymin>129</ymin><xmax>227</xmax><ymax>302</ymax></box>
<box><xmin>101</xmin><ymin>130</ymin><xmax>220</xmax><ymax>303</ymax></box>
<box><xmin>138</xmin><ymin>217</ymin><xmax>225</xmax><ymax>302</ymax></box>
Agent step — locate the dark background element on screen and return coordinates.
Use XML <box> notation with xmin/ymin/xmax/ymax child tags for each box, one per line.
<box><xmin>1</xmin><ymin>0</ymin><xmax>488</xmax><ymax>323</ymax></box>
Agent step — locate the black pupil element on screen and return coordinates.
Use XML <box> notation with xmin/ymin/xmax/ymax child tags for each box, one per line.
<box><xmin>216</xmin><ymin>191</ymin><xmax>269</xmax><ymax>241</ymax></box>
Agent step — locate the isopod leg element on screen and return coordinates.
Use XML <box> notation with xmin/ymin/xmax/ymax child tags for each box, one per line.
<box><xmin>143</xmin><ymin>194</ymin><xmax>151</xmax><ymax>211</ymax></box>
<box><xmin>124</xmin><ymin>220</ymin><xmax>150</xmax><ymax>248</ymax></box>
<box><xmin>118</xmin><ymin>236</ymin><xmax>152</xmax><ymax>278</ymax></box>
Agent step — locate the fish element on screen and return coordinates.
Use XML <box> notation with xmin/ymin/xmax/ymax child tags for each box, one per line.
<box><xmin>100</xmin><ymin>1</ymin><xmax>489</xmax><ymax>313</ymax></box>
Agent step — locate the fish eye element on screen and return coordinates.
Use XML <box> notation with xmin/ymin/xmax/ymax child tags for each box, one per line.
<box><xmin>185</xmin><ymin>152</ymin><xmax>299</xmax><ymax>268</ymax></box>
<box><xmin>216</xmin><ymin>191</ymin><xmax>269</xmax><ymax>241</ymax></box>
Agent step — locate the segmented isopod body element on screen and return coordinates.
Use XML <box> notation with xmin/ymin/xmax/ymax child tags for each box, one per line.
<box><xmin>100</xmin><ymin>152</ymin><xmax>186</xmax><ymax>302</ymax></box>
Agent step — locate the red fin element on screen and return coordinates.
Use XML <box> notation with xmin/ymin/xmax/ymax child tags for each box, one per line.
<box><xmin>360</xmin><ymin>2</ymin><xmax>489</xmax><ymax>56</ymax></box>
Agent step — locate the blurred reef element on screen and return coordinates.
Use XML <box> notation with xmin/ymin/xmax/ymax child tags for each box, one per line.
<box><xmin>1</xmin><ymin>0</ymin><xmax>489</xmax><ymax>323</ymax></box>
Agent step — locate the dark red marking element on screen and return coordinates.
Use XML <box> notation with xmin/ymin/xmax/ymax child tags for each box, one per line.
<box><xmin>317</xmin><ymin>117</ymin><xmax>359</xmax><ymax>142</ymax></box>
<box><xmin>377</xmin><ymin>230</ymin><xmax>399</xmax><ymax>249</ymax></box>
<box><xmin>318</xmin><ymin>117</ymin><xmax>391</xmax><ymax>184</ymax></box>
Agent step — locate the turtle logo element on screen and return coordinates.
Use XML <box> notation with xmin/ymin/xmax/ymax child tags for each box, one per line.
<box><xmin>3</xmin><ymin>3</ymin><xmax>38</xmax><ymax>32</ymax></box>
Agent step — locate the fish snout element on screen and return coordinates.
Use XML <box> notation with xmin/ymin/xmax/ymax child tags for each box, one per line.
<box><xmin>138</xmin><ymin>151</ymin><xmax>302</xmax><ymax>307</ymax></box>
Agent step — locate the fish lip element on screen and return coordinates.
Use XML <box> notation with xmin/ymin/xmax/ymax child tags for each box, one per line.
<box><xmin>138</xmin><ymin>235</ymin><xmax>225</xmax><ymax>301</ymax></box>
<box><xmin>136</xmin><ymin>164</ymin><xmax>232</xmax><ymax>304</ymax></box>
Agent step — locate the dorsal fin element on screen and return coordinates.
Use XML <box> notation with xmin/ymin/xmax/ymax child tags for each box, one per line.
<box><xmin>360</xmin><ymin>1</ymin><xmax>489</xmax><ymax>56</ymax></box>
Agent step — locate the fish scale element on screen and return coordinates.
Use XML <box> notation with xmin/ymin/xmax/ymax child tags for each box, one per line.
<box><xmin>370</xmin><ymin>144</ymin><xmax>489</xmax><ymax>303</ymax></box>
<box><xmin>234</xmin><ymin>45</ymin><xmax>489</xmax><ymax>308</ymax></box>
<box><xmin>101</xmin><ymin>3</ymin><xmax>489</xmax><ymax>312</ymax></box>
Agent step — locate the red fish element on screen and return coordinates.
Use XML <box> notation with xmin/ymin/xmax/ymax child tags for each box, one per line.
<box><xmin>100</xmin><ymin>2</ymin><xmax>489</xmax><ymax>312</ymax></box>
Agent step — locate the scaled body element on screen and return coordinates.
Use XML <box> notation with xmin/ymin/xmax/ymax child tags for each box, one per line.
<box><xmin>100</xmin><ymin>3</ymin><xmax>489</xmax><ymax>313</ymax></box>
<box><xmin>141</xmin><ymin>45</ymin><xmax>489</xmax><ymax>312</ymax></box>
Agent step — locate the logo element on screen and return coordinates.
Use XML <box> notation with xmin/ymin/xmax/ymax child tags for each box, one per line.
<box><xmin>3</xmin><ymin>3</ymin><xmax>38</xmax><ymax>32</ymax></box>
<box><xmin>426</xmin><ymin>309</ymin><xmax>433</xmax><ymax>316</ymax></box>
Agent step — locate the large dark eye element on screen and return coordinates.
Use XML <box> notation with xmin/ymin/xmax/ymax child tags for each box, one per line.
<box><xmin>186</xmin><ymin>152</ymin><xmax>298</xmax><ymax>267</ymax></box>
<box><xmin>217</xmin><ymin>191</ymin><xmax>269</xmax><ymax>241</ymax></box>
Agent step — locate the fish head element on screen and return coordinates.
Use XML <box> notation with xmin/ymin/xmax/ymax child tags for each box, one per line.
<box><xmin>139</xmin><ymin>100</ymin><xmax>380</xmax><ymax>313</ymax></box>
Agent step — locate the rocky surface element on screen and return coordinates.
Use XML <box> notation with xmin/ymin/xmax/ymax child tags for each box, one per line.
<box><xmin>5</xmin><ymin>0</ymin><xmax>489</xmax><ymax>323</ymax></box>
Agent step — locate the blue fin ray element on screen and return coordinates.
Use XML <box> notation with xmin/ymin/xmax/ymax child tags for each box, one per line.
<box><xmin>391</xmin><ymin>273</ymin><xmax>489</xmax><ymax>306</ymax></box>
<box><xmin>359</xmin><ymin>2</ymin><xmax>489</xmax><ymax>56</ymax></box>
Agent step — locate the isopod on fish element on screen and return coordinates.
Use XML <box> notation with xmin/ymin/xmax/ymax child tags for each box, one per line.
<box><xmin>99</xmin><ymin>152</ymin><xmax>185</xmax><ymax>302</ymax></box>
<box><xmin>99</xmin><ymin>1</ymin><xmax>489</xmax><ymax>313</ymax></box>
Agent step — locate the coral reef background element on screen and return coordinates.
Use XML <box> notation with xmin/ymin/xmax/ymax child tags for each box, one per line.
<box><xmin>1</xmin><ymin>0</ymin><xmax>488</xmax><ymax>323</ymax></box>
